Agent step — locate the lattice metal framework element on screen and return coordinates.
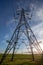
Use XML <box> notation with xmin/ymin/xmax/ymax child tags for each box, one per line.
<box><xmin>0</xmin><ymin>8</ymin><xmax>42</xmax><ymax>65</ymax></box>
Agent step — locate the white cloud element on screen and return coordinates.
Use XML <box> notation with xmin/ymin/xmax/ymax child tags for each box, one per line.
<box><xmin>6</xmin><ymin>18</ymin><xmax>15</xmax><ymax>26</ymax></box>
<box><xmin>6</xmin><ymin>18</ymin><xmax>18</xmax><ymax>27</ymax></box>
<box><xmin>36</xmin><ymin>8</ymin><xmax>43</xmax><ymax>21</ymax></box>
<box><xmin>4</xmin><ymin>34</ymin><xmax>9</xmax><ymax>40</ymax></box>
<box><xmin>32</xmin><ymin>22</ymin><xmax>43</xmax><ymax>39</ymax></box>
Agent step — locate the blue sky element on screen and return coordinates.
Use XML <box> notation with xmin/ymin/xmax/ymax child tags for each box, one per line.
<box><xmin>0</xmin><ymin>0</ymin><xmax>43</xmax><ymax>53</ymax></box>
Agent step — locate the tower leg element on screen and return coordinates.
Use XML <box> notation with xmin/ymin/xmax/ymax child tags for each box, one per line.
<box><xmin>11</xmin><ymin>45</ymin><xmax>15</xmax><ymax>61</ymax></box>
<box><xmin>30</xmin><ymin>45</ymin><xmax>34</xmax><ymax>61</ymax></box>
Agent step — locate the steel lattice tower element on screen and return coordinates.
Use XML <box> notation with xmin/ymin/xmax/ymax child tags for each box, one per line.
<box><xmin>0</xmin><ymin>8</ymin><xmax>42</xmax><ymax>65</ymax></box>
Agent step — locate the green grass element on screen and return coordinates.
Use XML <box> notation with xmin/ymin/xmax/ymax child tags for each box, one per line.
<box><xmin>0</xmin><ymin>54</ymin><xmax>43</xmax><ymax>65</ymax></box>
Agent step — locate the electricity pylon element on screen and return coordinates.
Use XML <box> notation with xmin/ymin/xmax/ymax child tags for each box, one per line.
<box><xmin>0</xmin><ymin>8</ymin><xmax>42</xmax><ymax>65</ymax></box>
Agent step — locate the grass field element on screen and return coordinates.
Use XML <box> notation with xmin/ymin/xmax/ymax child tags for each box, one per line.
<box><xmin>0</xmin><ymin>54</ymin><xmax>43</xmax><ymax>65</ymax></box>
